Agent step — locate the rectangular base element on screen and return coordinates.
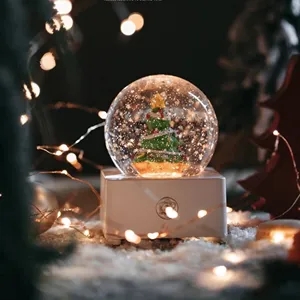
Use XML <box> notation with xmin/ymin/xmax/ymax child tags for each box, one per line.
<box><xmin>100</xmin><ymin>168</ymin><xmax>227</xmax><ymax>243</ymax></box>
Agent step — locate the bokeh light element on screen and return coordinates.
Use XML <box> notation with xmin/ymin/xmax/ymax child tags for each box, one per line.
<box><xmin>59</xmin><ymin>144</ymin><xmax>69</xmax><ymax>152</ymax></box>
<box><xmin>98</xmin><ymin>111</ymin><xmax>108</xmax><ymax>120</ymax></box>
<box><xmin>212</xmin><ymin>266</ymin><xmax>227</xmax><ymax>277</ymax></box>
<box><xmin>120</xmin><ymin>19</ymin><xmax>136</xmax><ymax>36</ymax></box>
<box><xmin>147</xmin><ymin>232</ymin><xmax>159</xmax><ymax>240</ymax></box>
<box><xmin>61</xmin><ymin>217</ymin><xmax>71</xmax><ymax>228</ymax></box>
<box><xmin>23</xmin><ymin>82</ymin><xmax>40</xmax><ymax>100</ymax></box>
<box><xmin>197</xmin><ymin>210</ymin><xmax>208</xmax><ymax>218</ymax></box>
<box><xmin>165</xmin><ymin>207</ymin><xmax>178</xmax><ymax>219</ymax></box>
<box><xmin>128</xmin><ymin>13</ymin><xmax>144</xmax><ymax>31</ymax></box>
<box><xmin>61</xmin><ymin>15</ymin><xmax>74</xmax><ymax>30</ymax></box>
<box><xmin>45</xmin><ymin>18</ymin><xmax>61</xmax><ymax>34</ymax></box>
<box><xmin>125</xmin><ymin>230</ymin><xmax>141</xmax><ymax>244</ymax></box>
<box><xmin>271</xmin><ymin>231</ymin><xmax>285</xmax><ymax>244</ymax></box>
<box><xmin>54</xmin><ymin>0</ymin><xmax>72</xmax><ymax>15</ymax></box>
<box><xmin>40</xmin><ymin>52</ymin><xmax>56</xmax><ymax>71</ymax></box>
<box><xmin>20</xmin><ymin>114</ymin><xmax>29</xmax><ymax>125</ymax></box>
<box><xmin>66</xmin><ymin>153</ymin><xmax>78</xmax><ymax>164</ymax></box>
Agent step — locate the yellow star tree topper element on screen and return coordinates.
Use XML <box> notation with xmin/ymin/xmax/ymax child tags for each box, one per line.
<box><xmin>150</xmin><ymin>93</ymin><xmax>166</xmax><ymax>110</ymax></box>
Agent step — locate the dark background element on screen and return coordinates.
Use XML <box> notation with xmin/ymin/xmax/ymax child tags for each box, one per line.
<box><xmin>31</xmin><ymin>0</ymin><xmax>245</xmax><ymax>173</ymax></box>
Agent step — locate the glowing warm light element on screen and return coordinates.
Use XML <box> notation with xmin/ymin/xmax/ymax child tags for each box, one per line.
<box><xmin>120</xmin><ymin>19</ymin><xmax>136</xmax><ymax>36</ymax></box>
<box><xmin>271</xmin><ymin>231</ymin><xmax>285</xmax><ymax>244</ymax></box>
<box><xmin>45</xmin><ymin>18</ymin><xmax>61</xmax><ymax>34</ymax></box>
<box><xmin>273</xmin><ymin>130</ymin><xmax>279</xmax><ymax>136</ymax></box>
<box><xmin>227</xmin><ymin>207</ymin><xmax>233</xmax><ymax>213</ymax></box>
<box><xmin>57</xmin><ymin>211</ymin><xmax>61</xmax><ymax>218</ymax></box>
<box><xmin>61</xmin><ymin>170</ymin><xmax>68</xmax><ymax>175</ymax></box>
<box><xmin>226</xmin><ymin>211</ymin><xmax>250</xmax><ymax>225</ymax></box>
<box><xmin>61</xmin><ymin>15</ymin><xmax>73</xmax><ymax>30</ymax></box>
<box><xmin>55</xmin><ymin>150</ymin><xmax>63</xmax><ymax>156</ymax></box>
<box><xmin>125</xmin><ymin>230</ymin><xmax>141</xmax><ymax>244</ymax></box>
<box><xmin>159</xmin><ymin>232</ymin><xmax>168</xmax><ymax>238</ymax></box>
<box><xmin>98</xmin><ymin>111</ymin><xmax>107</xmax><ymax>120</ymax></box>
<box><xmin>84</xmin><ymin>229</ymin><xmax>90</xmax><ymax>237</ymax></box>
<box><xmin>61</xmin><ymin>217</ymin><xmax>71</xmax><ymax>228</ymax></box>
<box><xmin>212</xmin><ymin>266</ymin><xmax>227</xmax><ymax>277</ymax></box>
<box><xmin>20</xmin><ymin>114</ymin><xmax>29</xmax><ymax>125</ymax></box>
<box><xmin>23</xmin><ymin>82</ymin><xmax>40</xmax><ymax>99</ymax></box>
<box><xmin>54</xmin><ymin>0</ymin><xmax>72</xmax><ymax>15</ymax></box>
<box><xmin>147</xmin><ymin>232</ymin><xmax>159</xmax><ymax>240</ymax></box>
<box><xmin>197</xmin><ymin>210</ymin><xmax>208</xmax><ymax>218</ymax></box>
<box><xmin>40</xmin><ymin>52</ymin><xmax>56</xmax><ymax>71</ymax></box>
<box><xmin>66</xmin><ymin>152</ymin><xmax>82</xmax><ymax>170</ymax></box>
<box><xmin>128</xmin><ymin>13</ymin><xmax>144</xmax><ymax>31</ymax></box>
<box><xmin>66</xmin><ymin>152</ymin><xmax>77</xmax><ymax>164</ymax></box>
<box><xmin>223</xmin><ymin>252</ymin><xmax>245</xmax><ymax>264</ymax></box>
<box><xmin>59</xmin><ymin>144</ymin><xmax>69</xmax><ymax>152</ymax></box>
<box><xmin>165</xmin><ymin>207</ymin><xmax>178</xmax><ymax>219</ymax></box>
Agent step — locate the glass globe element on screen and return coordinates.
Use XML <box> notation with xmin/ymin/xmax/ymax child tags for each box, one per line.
<box><xmin>105</xmin><ymin>75</ymin><xmax>218</xmax><ymax>178</ymax></box>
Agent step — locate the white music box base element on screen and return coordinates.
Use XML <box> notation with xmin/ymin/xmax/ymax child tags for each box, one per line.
<box><xmin>100</xmin><ymin>168</ymin><xmax>227</xmax><ymax>244</ymax></box>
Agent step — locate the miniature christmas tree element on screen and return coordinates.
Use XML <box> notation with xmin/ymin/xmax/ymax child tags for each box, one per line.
<box><xmin>133</xmin><ymin>93</ymin><xmax>188</xmax><ymax>176</ymax></box>
<box><xmin>239</xmin><ymin>55</ymin><xmax>300</xmax><ymax>219</ymax></box>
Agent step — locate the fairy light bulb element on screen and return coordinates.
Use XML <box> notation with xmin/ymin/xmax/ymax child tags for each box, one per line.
<box><xmin>59</xmin><ymin>144</ymin><xmax>69</xmax><ymax>152</ymax></box>
<box><xmin>120</xmin><ymin>19</ymin><xmax>136</xmax><ymax>36</ymax></box>
<box><xmin>159</xmin><ymin>232</ymin><xmax>168</xmax><ymax>238</ymax></box>
<box><xmin>61</xmin><ymin>217</ymin><xmax>71</xmax><ymax>228</ymax></box>
<box><xmin>66</xmin><ymin>152</ymin><xmax>82</xmax><ymax>170</ymax></box>
<box><xmin>54</xmin><ymin>0</ymin><xmax>72</xmax><ymax>15</ymax></box>
<box><xmin>212</xmin><ymin>266</ymin><xmax>227</xmax><ymax>277</ymax></box>
<box><xmin>147</xmin><ymin>232</ymin><xmax>159</xmax><ymax>240</ymax></box>
<box><xmin>165</xmin><ymin>207</ymin><xmax>178</xmax><ymax>219</ymax></box>
<box><xmin>55</xmin><ymin>150</ymin><xmax>63</xmax><ymax>156</ymax></box>
<box><xmin>66</xmin><ymin>153</ymin><xmax>77</xmax><ymax>164</ymax></box>
<box><xmin>20</xmin><ymin>114</ymin><xmax>29</xmax><ymax>125</ymax></box>
<box><xmin>84</xmin><ymin>229</ymin><xmax>90</xmax><ymax>237</ymax></box>
<box><xmin>125</xmin><ymin>230</ymin><xmax>141</xmax><ymax>244</ymax></box>
<box><xmin>227</xmin><ymin>207</ymin><xmax>233</xmax><ymax>213</ymax></box>
<box><xmin>45</xmin><ymin>18</ymin><xmax>61</xmax><ymax>34</ymax></box>
<box><xmin>271</xmin><ymin>231</ymin><xmax>285</xmax><ymax>243</ymax></box>
<box><xmin>273</xmin><ymin>130</ymin><xmax>279</xmax><ymax>136</ymax></box>
<box><xmin>223</xmin><ymin>251</ymin><xmax>245</xmax><ymax>264</ymax></box>
<box><xmin>61</xmin><ymin>15</ymin><xmax>73</xmax><ymax>30</ymax></box>
<box><xmin>57</xmin><ymin>211</ymin><xmax>61</xmax><ymax>218</ymax></box>
<box><xmin>197</xmin><ymin>210</ymin><xmax>207</xmax><ymax>218</ymax></box>
<box><xmin>40</xmin><ymin>52</ymin><xmax>56</xmax><ymax>71</ymax></box>
<box><xmin>61</xmin><ymin>170</ymin><xmax>68</xmax><ymax>175</ymax></box>
<box><xmin>98</xmin><ymin>111</ymin><xmax>107</xmax><ymax>120</ymax></box>
<box><xmin>128</xmin><ymin>13</ymin><xmax>144</xmax><ymax>31</ymax></box>
<box><xmin>23</xmin><ymin>82</ymin><xmax>40</xmax><ymax>100</ymax></box>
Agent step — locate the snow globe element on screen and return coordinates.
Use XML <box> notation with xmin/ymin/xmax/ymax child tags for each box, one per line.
<box><xmin>105</xmin><ymin>75</ymin><xmax>218</xmax><ymax>178</ymax></box>
<box><xmin>101</xmin><ymin>75</ymin><xmax>227</xmax><ymax>244</ymax></box>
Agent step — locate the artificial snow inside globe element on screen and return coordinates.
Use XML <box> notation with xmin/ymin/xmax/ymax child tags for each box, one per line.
<box><xmin>105</xmin><ymin>75</ymin><xmax>218</xmax><ymax>178</ymax></box>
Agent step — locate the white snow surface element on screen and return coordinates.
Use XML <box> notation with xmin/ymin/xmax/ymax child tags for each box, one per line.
<box><xmin>40</xmin><ymin>213</ymin><xmax>288</xmax><ymax>300</ymax></box>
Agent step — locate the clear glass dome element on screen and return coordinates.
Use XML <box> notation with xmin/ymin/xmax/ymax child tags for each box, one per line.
<box><xmin>105</xmin><ymin>75</ymin><xmax>218</xmax><ymax>178</ymax></box>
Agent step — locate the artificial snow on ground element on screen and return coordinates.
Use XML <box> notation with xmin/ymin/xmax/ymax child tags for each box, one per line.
<box><xmin>39</xmin><ymin>212</ymin><xmax>288</xmax><ymax>300</ymax></box>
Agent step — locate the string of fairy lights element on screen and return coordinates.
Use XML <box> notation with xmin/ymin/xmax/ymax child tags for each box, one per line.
<box><xmin>31</xmin><ymin>118</ymin><xmax>300</xmax><ymax>246</ymax></box>
<box><xmin>21</xmin><ymin>0</ymin><xmax>144</xmax><ymax>125</ymax></box>
<box><xmin>21</xmin><ymin>0</ymin><xmax>144</xmax><ymax>168</ymax></box>
<box><xmin>15</xmin><ymin>0</ymin><xmax>300</xmax><ymax>282</ymax></box>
